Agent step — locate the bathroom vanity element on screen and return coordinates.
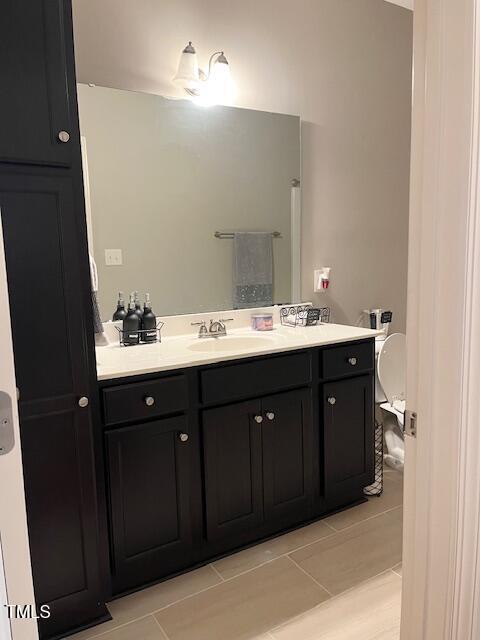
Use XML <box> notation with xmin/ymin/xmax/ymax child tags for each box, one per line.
<box><xmin>97</xmin><ymin>325</ymin><xmax>377</xmax><ymax>595</ymax></box>
<box><xmin>0</xmin><ymin>3</ymin><xmax>380</xmax><ymax>636</ymax></box>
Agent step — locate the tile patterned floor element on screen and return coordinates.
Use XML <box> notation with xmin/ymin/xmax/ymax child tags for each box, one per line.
<box><xmin>71</xmin><ymin>471</ymin><xmax>403</xmax><ymax>640</ymax></box>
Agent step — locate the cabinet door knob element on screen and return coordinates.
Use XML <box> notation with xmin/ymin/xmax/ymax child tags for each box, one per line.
<box><xmin>58</xmin><ymin>130</ymin><xmax>70</xmax><ymax>143</ymax></box>
<box><xmin>144</xmin><ymin>396</ymin><xmax>155</xmax><ymax>407</ymax></box>
<box><xmin>265</xmin><ymin>412</ymin><xmax>275</xmax><ymax>421</ymax></box>
<box><xmin>327</xmin><ymin>396</ymin><xmax>336</xmax><ymax>406</ymax></box>
<box><xmin>78</xmin><ymin>396</ymin><xmax>89</xmax><ymax>408</ymax></box>
<box><xmin>348</xmin><ymin>357</ymin><xmax>357</xmax><ymax>366</ymax></box>
<box><xmin>254</xmin><ymin>415</ymin><xmax>264</xmax><ymax>424</ymax></box>
<box><xmin>178</xmin><ymin>432</ymin><xmax>189</xmax><ymax>443</ymax></box>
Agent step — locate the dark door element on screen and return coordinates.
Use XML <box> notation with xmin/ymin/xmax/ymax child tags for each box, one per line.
<box><xmin>203</xmin><ymin>399</ymin><xmax>263</xmax><ymax>542</ymax></box>
<box><xmin>323</xmin><ymin>375</ymin><xmax>374</xmax><ymax>499</ymax></box>
<box><xmin>0</xmin><ymin>0</ymin><xmax>73</xmax><ymax>166</ymax></box>
<box><xmin>261</xmin><ymin>389</ymin><xmax>313</xmax><ymax>525</ymax></box>
<box><xmin>106</xmin><ymin>416</ymin><xmax>197</xmax><ymax>594</ymax></box>
<box><xmin>0</xmin><ymin>172</ymin><xmax>106</xmax><ymax>637</ymax></box>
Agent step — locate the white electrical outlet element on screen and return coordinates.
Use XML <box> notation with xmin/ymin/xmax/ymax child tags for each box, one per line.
<box><xmin>105</xmin><ymin>249</ymin><xmax>123</xmax><ymax>266</ymax></box>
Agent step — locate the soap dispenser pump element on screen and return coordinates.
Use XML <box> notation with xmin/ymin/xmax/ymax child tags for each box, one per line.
<box><xmin>133</xmin><ymin>291</ymin><xmax>144</xmax><ymax>321</ymax></box>
<box><xmin>112</xmin><ymin>291</ymin><xmax>127</xmax><ymax>321</ymax></box>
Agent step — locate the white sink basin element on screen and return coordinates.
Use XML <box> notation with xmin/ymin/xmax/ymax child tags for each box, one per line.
<box><xmin>188</xmin><ymin>335</ymin><xmax>275</xmax><ymax>353</ymax></box>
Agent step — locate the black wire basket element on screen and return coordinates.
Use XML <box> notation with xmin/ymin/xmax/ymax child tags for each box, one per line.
<box><xmin>364</xmin><ymin>420</ymin><xmax>384</xmax><ymax>497</ymax></box>
<box><xmin>116</xmin><ymin>321</ymin><xmax>164</xmax><ymax>347</ymax></box>
<box><xmin>280</xmin><ymin>305</ymin><xmax>330</xmax><ymax>327</ymax></box>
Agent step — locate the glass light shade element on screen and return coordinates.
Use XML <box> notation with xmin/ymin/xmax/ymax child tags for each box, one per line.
<box><xmin>173</xmin><ymin>44</ymin><xmax>200</xmax><ymax>90</ymax></box>
<box><xmin>200</xmin><ymin>58</ymin><xmax>235</xmax><ymax>106</ymax></box>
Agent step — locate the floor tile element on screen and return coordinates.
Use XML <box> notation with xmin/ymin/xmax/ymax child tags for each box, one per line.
<box><xmin>212</xmin><ymin>519</ymin><xmax>333</xmax><ymax>579</ymax></box>
<box><xmin>69</xmin><ymin>565</ymin><xmax>222</xmax><ymax>639</ymax></box>
<box><xmin>70</xmin><ymin>616</ymin><xmax>165</xmax><ymax>640</ymax></box>
<box><xmin>325</xmin><ymin>474</ymin><xmax>403</xmax><ymax>531</ymax></box>
<box><xmin>108</xmin><ymin>565</ymin><xmax>222</xmax><ymax>622</ymax></box>
<box><xmin>271</xmin><ymin>571</ymin><xmax>402</xmax><ymax>640</ymax></box>
<box><xmin>290</xmin><ymin>508</ymin><xmax>402</xmax><ymax>596</ymax></box>
<box><xmin>155</xmin><ymin>556</ymin><xmax>330</xmax><ymax>640</ymax></box>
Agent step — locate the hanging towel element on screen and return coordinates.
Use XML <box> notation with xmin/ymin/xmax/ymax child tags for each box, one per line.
<box><xmin>89</xmin><ymin>254</ymin><xmax>107</xmax><ymax>344</ymax></box>
<box><xmin>233</xmin><ymin>232</ymin><xmax>273</xmax><ymax>309</ymax></box>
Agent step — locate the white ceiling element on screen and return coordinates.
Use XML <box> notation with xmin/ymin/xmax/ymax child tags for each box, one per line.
<box><xmin>384</xmin><ymin>0</ymin><xmax>413</xmax><ymax>9</ymax></box>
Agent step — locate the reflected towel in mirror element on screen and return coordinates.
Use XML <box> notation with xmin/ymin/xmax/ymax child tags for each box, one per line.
<box><xmin>233</xmin><ymin>232</ymin><xmax>273</xmax><ymax>309</ymax></box>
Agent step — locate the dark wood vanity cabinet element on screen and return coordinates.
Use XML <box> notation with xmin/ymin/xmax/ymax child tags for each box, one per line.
<box><xmin>0</xmin><ymin>0</ymin><xmax>74</xmax><ymax>167</ymax></box>
<box><xmin>203</xmin><ymin>399</ymin><xmax>264</xmax><ymax>542</ymax></box>
<box><xmin>101</xmin><ymin>342</ymin><xmax>375</xmax><ymax>596</ymax></box>
<box><xmin>203</xmin><ymin>389</ymin><xmax>312</xmax><ymax>546</ymax></box>
<box><xmin>323</xmin><ymin>375</ymin><xmax>374</xmax><ymax>501</ymax></box>
<box><xmin>106</xmin><ymin>416</ymin><xmax>199</xmax><ymax>592</ymax></box>
<box><xmin>1</xmin><ymin>1</ymin><xmax>109</xmax><ymax>638</ymax></box>
<box><xmin>261</xmin><ymin>389</ymin><xmax>313</xmax><ymax>524</ymax></box>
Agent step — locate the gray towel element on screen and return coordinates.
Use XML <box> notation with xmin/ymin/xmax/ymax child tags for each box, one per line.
<box><xmin>233</xmin><ymin>232</ymin><xmax>273</xmax><ymax>309</ymax></box>
<box><xmin>89</xmin><ymin>254</ymin><xmax>105</xmax><ymax>337</ymax></box>
<box><xmin>92</xmin><ymin>291</ymin><xmax>104</xmax><ymax>335</ymax></box>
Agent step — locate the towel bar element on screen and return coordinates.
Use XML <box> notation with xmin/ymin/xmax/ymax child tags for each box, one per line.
<box><xmin>214</xmin><ymin>231</ymin><xmax>282</xmax><ymax>239</ymax></box>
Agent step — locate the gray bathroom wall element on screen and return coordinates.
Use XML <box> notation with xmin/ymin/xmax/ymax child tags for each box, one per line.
<box><xmin>73</xmin><ymin>0</ymin><xmax>413</xmax><ymax>332</ymax></box>
<box><xmin>77</xmin><ymin>84</ymin><xmax>299</xmax><ymax>318</ymax></box>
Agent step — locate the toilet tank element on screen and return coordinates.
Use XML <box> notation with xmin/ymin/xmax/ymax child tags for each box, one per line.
<box><xmin>375</xmin><ymin>339</ymin><xmax>388</xmax><ymax>403</ymax></box>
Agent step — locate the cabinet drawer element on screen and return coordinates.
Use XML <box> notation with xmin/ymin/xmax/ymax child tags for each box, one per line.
<box><xmin>200</xmin><ymin>352</ymin><xmax>312</xmax><ymax>404</ymax></box>
<box><xmin>321</xmin><ymin>341</ymin><xmax>374</xmax><ymax>379</ymax></box>
<box><xmin>102</xmin><ymin>375</ymin><xmax>188</xmax><ymax>426</ymax></box>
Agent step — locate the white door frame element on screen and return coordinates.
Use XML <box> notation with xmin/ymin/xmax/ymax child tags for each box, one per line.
<box><xmin>0</xmin><ymin>213</ymin><xmax>37</xmax><ymax>640</ymax></box>
<box><xmin>402</xmin><ymin>0</ymin><xmax>480</xmax><ymax>638</ymax></box>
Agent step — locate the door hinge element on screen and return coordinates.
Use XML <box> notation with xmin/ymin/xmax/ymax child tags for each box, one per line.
<box><xmin>405</xmin><ymin>409</ymin><xmax>417</xmax><ymax>438</ymax></box>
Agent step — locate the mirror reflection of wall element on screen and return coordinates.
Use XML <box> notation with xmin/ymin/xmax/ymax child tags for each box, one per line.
<box><xmin>77</xmin><ymin>84</ymin><xmax>301</xmax><ymax>320</ymax></box>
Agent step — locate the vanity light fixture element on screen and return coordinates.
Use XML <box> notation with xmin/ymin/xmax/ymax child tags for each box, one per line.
<box><xmin>173</xmin><ymin>41</ymin><xmax>235</xmax><ymax>105</ymax></box>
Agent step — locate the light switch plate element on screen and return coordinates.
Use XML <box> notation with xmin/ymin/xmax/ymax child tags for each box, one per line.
<box><xmin>105</xmin><ymin>249</ymin><xmax>123</xmax><ymax>266</ymax></box>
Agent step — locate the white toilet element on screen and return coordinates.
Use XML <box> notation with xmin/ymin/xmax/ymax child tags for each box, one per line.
<box><xmin>375</xmin><ymin>332</ymin><xmax>406</xmax><ymax>471</ymax></box>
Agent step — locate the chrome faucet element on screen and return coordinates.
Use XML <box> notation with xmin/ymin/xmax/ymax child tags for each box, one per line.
<box><xmin>191</xmin><ymin>318</ymin><xmax>233</xmax><ymax>338</ymax></box>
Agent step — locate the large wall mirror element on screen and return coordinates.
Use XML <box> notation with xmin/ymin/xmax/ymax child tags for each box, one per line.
<box><xmin>77</xmin><ymin>84</ymin><xmax>301</xmax><ymax>320</ymax></box>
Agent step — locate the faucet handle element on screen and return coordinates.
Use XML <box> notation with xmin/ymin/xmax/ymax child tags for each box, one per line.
<box><xmin>191</xmin><ymin>320</ymin><xmax>208</xmax><ymax>337</ymax></box>
<box><xmin>219</xmin><ymin>318</ymin><xmax>234</xmax><ymax>323</ymax></box>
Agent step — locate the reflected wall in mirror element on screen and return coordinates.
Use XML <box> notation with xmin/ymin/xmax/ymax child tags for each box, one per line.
<box><xmin>77</xmin><ymin>84</ymin><xmax>301</xmax><ymax>320</ymax></box>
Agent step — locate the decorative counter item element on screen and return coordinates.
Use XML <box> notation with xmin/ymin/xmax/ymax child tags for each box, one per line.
<box><xmin>280</xmin><ymin>305</ymin><xmax>330</xmax><ymax>327</ymax></box>
<box><xmin>251</xmin><ymin>313</ymin><xmax>274</xmax><ymax>331</ymax></box>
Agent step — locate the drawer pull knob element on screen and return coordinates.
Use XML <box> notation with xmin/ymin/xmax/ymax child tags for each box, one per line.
<box><xmin>78</xmin><ymin>396</ymin><xmax>89</xmax><ymax>408</ymax></box>
<box><xmin>327</xmin><ymin>396</ymin><xmax>336</xmax><ymax>406</ymax></box>
<box><xmin>254</xmin><ymin>415</ymin><xmax>264</xmax><ymax>424</ymax></box>
<box><xmin>266</xmin><ymin>412</ymin><xmax>275</xmax><ymax>421</ymax></box>
<box><xmin>178</xmin><ymin>432</ymin><xmax>189</xmax><ymax>443</ymax></box>
<box><xmin>58</xmin><ymin>130</ymin><xmax>70</xmax><ymax>143</ymax></box>
<box><xmin>348</xmin><ymin>357</ymin><xmax>357</xmax><ymax>366</ymax></box>
<box><xmin>144</xmin><ymin>396</ymin><xmax>155</xmax><ymax>407</ymax></box>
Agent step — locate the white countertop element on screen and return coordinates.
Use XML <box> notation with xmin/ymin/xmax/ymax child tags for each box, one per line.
<box><xmin>96</xmin><ymin>323</ymin><xmax>380</xmax><ymax>381</ymax></box>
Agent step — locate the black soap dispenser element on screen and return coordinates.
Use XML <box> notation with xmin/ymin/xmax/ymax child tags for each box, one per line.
<box><xmin>122</xmin><ymin>294</ymin><xmax>140</xmax><ymax>345</ymax></box>
<box><xmin>142</xmin><ymin>293</ymin><xmax>157</xmax><ymax>343</ymax></box>
<box><xmin>112</xmin><ymin>291</ymin><xmax>127</xmax><ymax>321</ymax></box>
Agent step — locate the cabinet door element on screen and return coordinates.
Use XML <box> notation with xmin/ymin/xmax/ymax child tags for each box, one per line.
<box><xmin>323</xmin><ymin>375</ymin><xmax>374</xmax><ymax>499</ymax></box>
<box><xmin>0</xmin><ymin>172</ymin><xmax>107</xmax><ymax>636</ymax></box>
<box><xmin>203</xmin><ymin>400</ymin><xmax>263</xmax><ymax>542</ymax></box>
<box><xmin>0</xmin><ymin>0</ymin><xmax>74</xmax><ymax>166</ymax></box>
<box><xmin>107</xmin><ymin>416</ymin><xmax>197</xmax><ymax>594</ymax></box>
<box><xmin>262</xmin><ymin>389</ymin><xmax>313</xmax><ymax>525</ymax></box>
